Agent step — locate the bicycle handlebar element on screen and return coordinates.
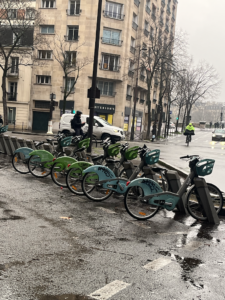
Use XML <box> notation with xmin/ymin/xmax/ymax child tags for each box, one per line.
<box><xmin>180</xmin><ymin>155</ymin><xmax>200</xmax><ymax>160</ymax></box>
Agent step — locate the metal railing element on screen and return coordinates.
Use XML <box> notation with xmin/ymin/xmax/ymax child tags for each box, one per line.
<box><xmin>7</xmin><ymin>93</ymin><xmax>17</xmax><ymax>101</ymax></box>
<box><xmin>130</xmin><ymin>46</ymin><xmax>136</xmax><ymax>54</ymax></box>
<box><xmin>66</xmin><ymin>9</ymin><xmax>80</xmax><ymax>16</ymax></box>
<box><xmin>64</xmin><ymin>35</ymin><xmax>79</xmax><ymax>42</ymax></box>
<box><xmin>145</xmin><ymin>5</ymin><xmax>151</xmax><ymax>15</ymax></box>
<box><xmin>101</xmin><ymin>37</ymin><xmax>122</xmax><ymax>46</ymax></box>
<box><xmin>126</xmin><ymin>94</ymin><xmax>132</xmax><ymax>101</ymax></box>
<box><xmin>7</xmin><ymin>66</ymin><xmax>19</xmax><ymax>77</ymax></box>
<box><xmin>99</xmin><ymin>64</ymin><xmax>120</xmax><ymax>72</ymax></box>
<box><xmin>132</xmin><ymin>21</ymin><xmax>138</xmax><ymax>31</ymax></box>
<box><xmin>103</xmin><ymin>10</ymin><xmax>124</xmax><ymax>20</ymax></box>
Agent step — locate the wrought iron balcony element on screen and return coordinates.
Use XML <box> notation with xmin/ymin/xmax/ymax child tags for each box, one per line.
<box><xmin>64</xmin><ymin>35</ymin><xmax>79</xmax><ymax>42</ymax></box>
<box><xmin>7</xmin><ymin>66</ymin><xmax>19</xmax><ymax>77</ymax></box>
<box><xmin>132</xmin><ymin>21</ymin><xmax>138</xmax><ymax>31</ymax></box>
<box><xmin>126</xmin><ymin>94</ymin><xmax>132</xmax><ymax>101</ymax></box>
<box><xmin>7</xmin><ymin>93</ymin><xmax>17</xmax><ymax>101</ymax></box>
<box><xmin>145</xmin><ymin>5</ymin><xmax>151</xmax><ymax>15</ymax></box>
<box><xmin>66</xmin><ymin>9</ymin><xmax>81</xmax><ymax>16</ymax></box>
<box><xmin>100</xmin><ymin>63</ymin><xmax>120</xmax><ymax>72</ymax></box>
<box><xmin>128</xmin><ymin>70</ymin><xmax>134</xmax><ymax>78</ymax></box>
<box><xmin>103</xmin><ymin>10</ymin><xmax>124</xmax><ymax>20</ymax></box>
<box><xmin>101</xmin><ymin>37</ymin><xmax>122</xmax><ymax>46</ymax></box>
<box><xmin>130</xmin><ymin>46</ymin><xmax>136</xmax><ymax>54</ymax></box>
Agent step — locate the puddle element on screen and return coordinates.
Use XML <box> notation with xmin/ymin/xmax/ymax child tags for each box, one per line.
<box><xmin>38</xmin><ymin>294</ymin><xmax>91</xmax><ymax>300</ymax></box>
<box><xmin>158</xmin><ymin>250</ymin><xmax>204</xmax><ymax>289</ymax></box>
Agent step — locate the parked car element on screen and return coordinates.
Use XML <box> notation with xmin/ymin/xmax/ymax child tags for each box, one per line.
<box><xmin>59</xmin><ymin>114</ymin><xmax>125</xmax><ymax>141</ymax></box>
<box><xmin>212</xmin><ymin>129</ymin><xmax>225</xmax><ymax>141</ymax></box>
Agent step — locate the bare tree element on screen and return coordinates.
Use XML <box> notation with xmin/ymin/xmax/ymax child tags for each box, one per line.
<box><xmin>46</xmin><ymin>35</ymin><xmax>92</xmax><ymax>114</ymax></box>
<box><xmin>0</xmin><ymin>0</ymin><xmax>43</xmax><ymax>124</ymax></box>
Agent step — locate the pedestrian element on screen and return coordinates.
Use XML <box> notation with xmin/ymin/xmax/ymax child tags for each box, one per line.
<box><xmin>70</xmin><ymin>111</ymin><xmax>85</xmax><ymax>136</ymax></box>
<box><xmin>0</xmin><ymin>115</ymin><xmax>3</xmax><ymax>127</ymax></box>
<box><xmin>210</xmin><ymin>121</ymin><xmax>212</xmax><ymax>128</ymax></box>
<box><xmin>151</xmin><ymin>122</ymin><xmax>157</xmax><ymax>142</ymax></box>
<box><xmin>222</xmin><ymin>123</ymin><xmax>224</xmax><ymax>129</ymax></box>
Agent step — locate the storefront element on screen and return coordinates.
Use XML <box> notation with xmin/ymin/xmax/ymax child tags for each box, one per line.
<box><xmin>59</xmin><ymin>100</ymin><xmax>75</xmax><ymax>115</ymax></box>
<box><xmin>94</xmin><ymin>104</ymin><xmax>115</xmax><ymax>124</ymax></box>
<box><xmin>124</xmin><ymin>107</ymin><xmax>143</xmax><ymax>132</ymax></box>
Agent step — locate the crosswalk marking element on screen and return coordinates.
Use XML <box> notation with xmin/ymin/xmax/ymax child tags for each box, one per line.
<box><xmin>89</xmin><ymin>280</ymin><xmax>131</xmax><ymax>300</ymax></box>
<box><xmin>143</xmin><ymin>257</ymin><xmax>172</xmax><ymax>271</ymax></box>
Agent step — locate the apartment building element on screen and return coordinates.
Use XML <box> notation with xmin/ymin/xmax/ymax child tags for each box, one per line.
<box><xmin>0</xmin><ymin>0</ymin><xmax>36</xmax><ymax>130</ymax></box>
<box><xmin>30</xmin><ymin>0</ymin><xmax>178</xmax><ymax>132</ymax></box>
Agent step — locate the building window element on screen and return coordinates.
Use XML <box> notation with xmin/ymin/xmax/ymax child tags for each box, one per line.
<box><xmin>152</xmin><ymin>4</ymin><xmax>156</xmax><ymax>20</ymax></box>
<box><xmin>104</xmin><ymin>1</ymin><xmax>123</xmax><ymax>20</ymax></box>
<box><xmin>8</xmin><ymin>82</ymin><xmax>17</xmax><ymax>101</ymax></box>
<box><xmin>65</xmin><ymin>77</ymin><xmax>75</xmax><ymax>92</ymax></box>
<box><xmin>65</xmin><ymin>51</ymin><xmax>76</xmax><ymax>65</ymax></box>
<box><xmin>8</xmin><ymin>9</ymin><xmax>17</xmax><ymax>19</ymax></box>
<box><xmin>39</xmin><ymin>50</ymin><xmax>52</xmax><ymax>59</ymax></box>
<box><xmin>102</xmin><ymin>28</ymin><xmax>121</xmax><ymax>46</ymax></box>
<box><xmin>10</xmin><ymin>57</ymin><xmax>19</xmax><ymax>74</ymax></box>
<box><xmin>8</xmin><ymin>107</ymin><xmax>16</xmax><ymax>124</ymax></box>
<box><xmin>144</xmin><ymin>20</ymin><xmax>149</xmax><ymax>37</ymax></box>
<box><xmin>42</xmin><ymin>0</ymin><xmax>56</xmax><ymax>8</ymax></box>
<box><xmin>97</xmin><ymin>81</ymin><xmax>114</xmax><ymax>96</ymax></box>
<box><xmin>36</xmin><ymin>75</ymin><xmax>51</xmax><ymax>84</ymax></box>
<box><xmin>67</xmin><ymin>26</ymin><xmax>79</xmax><ymax>41</ymax></box>
<box><xmin>130</xmin><ymin>37</ymin><xmax>136</xmax><ymax>54</ymax></box>
<box><xmin>26</xmin><ymin>8</ymin><xmax>35</xmax><ymax>19</ymax></box>
<box><xmin>35</xmin><ymin>101</ymin><xmax>51</xmax><ymax>108</ymax></box>
<box><xmin>67</xmin><ymin>0</ymin><xmax>80</xmax><ymax>15</ymax></box>
<box><xmin>132</xmin><ymin>13</ymin><xmax>138</xmax><ymax>31</ymax></box>
<box><xmin>13</xmin><ymin>32</ymin><xmax>21</xmax><ymax>45</ymax></box>
<box><xmin>40</xmin><ymin>25</ymin><xmax>54</xmax><ymax>34</ymax></box>
<box><xmin>150</xmin><ymin>27</ymin><xmax>154</xmax><ymax>40</ymax></box>
<box><xmin>146</xmin><ymin>0</ymin><xmax>151</xmax><ymax>15</ymax></box>
<box><xmin>101</xmin><ymin>54</ymin><xmax>120</xmax><ymax>71</ymax></box>
<box><xmin>126</xmin><ymin>85</ymin><xmax>132</xmax><ymax>100</ymax></box>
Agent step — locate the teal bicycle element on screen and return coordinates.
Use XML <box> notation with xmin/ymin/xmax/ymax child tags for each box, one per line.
<box><xmin>124</xmin><ymin>155</ymin><xmax>223</xmax><ymax>221</ymax></box>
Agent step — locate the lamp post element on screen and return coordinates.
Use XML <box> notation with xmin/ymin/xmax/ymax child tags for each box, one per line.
<box><xmin>47</xmin><ymin>93</ymin><xmax>56</xmax><ymax>134</ymax></box>
<box><xmin>130</xmin><ymin>46</ymin><xmax>147</xmax><ymax>141</ymax></box>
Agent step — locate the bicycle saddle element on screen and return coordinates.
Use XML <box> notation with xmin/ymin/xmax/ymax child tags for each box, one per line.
<box><xmin>34</xmin><ymin>141</ymin><xmax>44</xmax><ymax>146</ymax></box>
<box><xmin>46</xmin><ymin>139</ymin><xmax>54</xmax><ymax>142</ymax></box>
<box><xmin>92</xmin><ymin>154</ymin><xmax>104</xmax><ymax>161</ymax></box>
<box><xmin>106</xmin><ymin>158</ymin><xmax>120</xmax><ymax>163</ymax></box>
<box><xmin>152</xmin><ymin>167</ymin><xmax>166</xmax><ymax>172</ymax></box>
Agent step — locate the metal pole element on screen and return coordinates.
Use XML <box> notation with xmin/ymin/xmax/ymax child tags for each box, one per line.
<box><xmin>130</xmin><ymin>46</ymin><xmax>141</xmax><ymax>141</ymax></box>
<box><xmin>87</xmin><ymin>0</ymin><xmax>103</xmax><ymax>153</ymax></box>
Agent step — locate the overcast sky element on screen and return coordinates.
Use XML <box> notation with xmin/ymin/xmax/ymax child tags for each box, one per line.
<box><xmin>176</xmin><ymin>0</ymin><xmax>225</xmax><ymax>103</ymax></box>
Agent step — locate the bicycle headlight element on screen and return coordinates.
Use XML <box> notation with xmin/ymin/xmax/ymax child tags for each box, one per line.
<box><xmin>114</xmin><ymin>129</ymin><xmax>119</xmax><ymax>133</ymax></box>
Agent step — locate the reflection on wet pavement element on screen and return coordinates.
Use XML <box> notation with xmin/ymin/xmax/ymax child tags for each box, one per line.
<box><xmin>38</xmin><ymin>295</ymin><xmax>91</xmax><ymax>300</ymax></box>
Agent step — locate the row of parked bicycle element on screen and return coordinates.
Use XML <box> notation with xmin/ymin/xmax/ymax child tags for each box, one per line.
<box><xmin>11</xmin><ymin>133</ymin><xmax>223</xmax><ymax>221</ymax></box>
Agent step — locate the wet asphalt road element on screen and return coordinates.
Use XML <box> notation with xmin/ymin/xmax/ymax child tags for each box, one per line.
<box><xmin>1</xmin><ymin>130</ymin><xmax>225</xmax><ymax>299</ymax></box>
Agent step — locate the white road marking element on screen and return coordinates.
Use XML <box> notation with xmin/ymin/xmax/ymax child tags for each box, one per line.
<box><xmin>183</xmin><ymin>241</ymin><xmax>204</xmax><ymax>251</ymax></box>
<box><xmin>143</xmin><ymin>257</ymin><xmax>172</xmax><ymax>271</ymax></box>
<box><xmin>157</xmin><ymin>231</ymin><xmax>187</xmax><ymax>236</ymax></box>
<box><xmin>98</xmin><ymin>207</ymin><xmax>115</xmax><ymax>214</ymax></box>
<box><xmin>89</xmin><ymin>280</ymin><xmax>131</xmax><ymax>300</ymax></box>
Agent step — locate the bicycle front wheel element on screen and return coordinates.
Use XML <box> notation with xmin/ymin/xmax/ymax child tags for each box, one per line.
<box><xmin>28</xmin><ymin>155</ymin><xmax>51</xmax><ymax>178</ymax></box>
<box><xmin>51</xmin><ymin>162</ymin><xmax>68</xmax><ymax>187</ymax></box>
<box><xmin>82</xmin><ymin>172</ymin><xmax>113</xmax><ymax>201</ymax></box>
<box><xmin>12</xmin><ymin>153</ymin><xmax>29</xmax><ymax>174</ymax></box>
<box><xmin>66</xmin><ymin>167</ymin><xmax>84</xmax><ymax>195</ymax></box>
<box><xmin>124</xmin><ymin>186</ymin><xmax>160</xmax><ymax>220</ymax></box>
<box><xmin>186</xmin><ymin>183</ymin><xmax>223</xmax><ymax>220</ymax></box>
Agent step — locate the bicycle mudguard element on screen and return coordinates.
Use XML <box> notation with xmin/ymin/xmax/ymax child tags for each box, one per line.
<box><xmin>29</xmin><ymin>150</ymin><xmax>54</xmax><ymax>169</ymax></box>
<box><xmin>148</xmin><ymin>192</ymin><xmax>180</xmax><ymax>211</ymax></box>
<box><xmin>126</xmin><ymin>178</ymin><xmax>163</xmax><ymax>196</ymax></box>
<box><xmin>14</xmin><ymin>147</ymin><xmax>34</xmax><ymax>159</ymax></box>
<box><xmin>53</xmin><ymin>156</ymin><xmax>77</xmax><ymax>172</ymax></box>
<box><xmin>83</xmin><ymin>165</ymin><xmax>116</xmax><ymax>180</ymax></box>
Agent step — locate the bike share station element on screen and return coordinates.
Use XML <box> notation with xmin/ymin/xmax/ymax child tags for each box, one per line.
<box><xmin>0</xmin><ymin>124</ymin><xmax>222</xmax><ymax>226</ymax></box>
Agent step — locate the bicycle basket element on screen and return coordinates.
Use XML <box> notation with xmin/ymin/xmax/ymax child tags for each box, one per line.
<box><xmin>0</xmin><ymin>125</ymin><xmax>8</xmax><ymax>133</ymax></box>
<box><xmin>107</xmin><ymin>143</ymin><xmax>120</xmax><ymax>157</ymax></box>
<box><xmin>78</xmin><ymin>138</ymin><xmax>90</xmax><ymax>149</ymax></box>
<box><xmin>124</xmin><ymin>146</ymin><xmax>139</xmax><ymax>160</ymax></box>
<box><xmin>196</xmin><ymin>159</ymin><xmax>215</xmax><ymax>176</ymax></box>
<box><xmin>60</xmin><ymin>136</ymin><xmax>72</xmax><ymax>147</ymax></box>
<box><xmin>145</xmin><ymin>149</ymin><xmax>160</xmax><ymax>165</ymax></box>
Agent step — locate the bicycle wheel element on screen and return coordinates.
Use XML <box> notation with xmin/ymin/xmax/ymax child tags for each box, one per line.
<box><xmin>124</xmin><ymin>186</ymin><xmax>160</xmax><ymax>220</ymax></box>
<box><xmin>51</xmin><ymin>162</ymin><xmax>68</xmax><ymax>187</ymax></box>
<box><xmin>12</xmin><ymin>153</ymin><xmax>30</xmax><ymax>174</ymax></box>
<box><xmin>28</xmin><ymin>155</ymin><xmax>51</xmax><ymax>178</ymax></box>
<box><xmin>66</xmin><ymin>167</ymin><xmax>84</xmax><ymax>195</ymax></box>
<box><xmin>186</xmin><ymin>183</ymin><xmax>223</xmax><ymax>220</ymax></box>
<box><xmin>82</xmin><ymin>172</ymin><xmax>113</xmax><ymax>201</ymax></box>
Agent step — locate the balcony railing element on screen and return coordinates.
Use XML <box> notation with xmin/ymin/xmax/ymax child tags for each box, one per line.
<box><xmin>130</xmin><ymin>46</ymin><xmax>136</xmax><ymax>54</ymax></box>
<box><xmin>144</xmin><ymin>29</ymin><xmax>149</xmax><ymax>37</ymax></box>
<box><xmin>134</xmin><ymin>0</ymin><xmax>140</xmax><ymax>7</ymax></box>
<box><xmin>128</xmin><ymin>70</ymin><xmax>134</xmax><ymax>78</ymax></box>
<box><xmin>161</xmin><ymin>0</ymin><xmax>165</xmax><ymax>8</ymax></box>
<box><xmin>126</xmin><ymin>94</ymin><xmax>132</xmax><ymax>101</ymax></box>
<box><xmin>132</xmin><ymin>21</ymin><xmax>138</xmax><ymax>31</ymax></box>
<box><xmin>145</xmin><ymin>5</ymin><xmax>151</xmax><ymax>15</ymax></box>
<box><xmin>66</xmin><ymin>9</ymin><xmax>81</xmax><ymax>16</ymax></box>
<box><xmin>7</xmin><ymin>66</ymin><xmax>19</xmax><ymax>77</ymax></box>
<box><xmin>140</xmin><ymin>99</ymin><xmax>145</xmax><ymax>104</ymax></box>
<box><xmin>101</xmin><ymin>91</ymin><xmax>117</xmax><ymax>97</ymax></box>
<box><xmin>151</xmin><ymin>13</ymin><xmax>156</xmax><ymax>21</ymax></box>
<box><xmin>103</xmin><ymin>10</ymin><xmax>124</xmax><ymax>20</ymax></box>
<box><xmin>64</xmin><ymin>35</ymin><xmax>79</xmax><ymax>42</ymax></box>
<box><xmin>100</xmin><ymin>64</ymin><xmax>120</xmax><ymax>72</ymax></box>
<box><xmin>7</xmin><ymin>93</ymin><xmax>17</xmax><ymax>101</ymax></box>
<box><xmin>140</xmin><ymin>74</ymin><xmax>145</xmax><ymax>82</ymax></box>
<box><xmin>101</xmin><ymin>37</ymin><xmax>122</xmax><ymax>46</ymax></box>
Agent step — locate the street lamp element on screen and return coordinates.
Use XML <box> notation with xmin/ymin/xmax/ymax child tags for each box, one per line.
<box><xmin>130</xmin><ymin>46</ymin><xmax>147</xmax><ymax>141</ymax></box>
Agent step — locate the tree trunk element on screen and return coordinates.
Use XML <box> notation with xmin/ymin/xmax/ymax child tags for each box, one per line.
<box><xmin>146</xmin><ymin>79</ymin><xmax>152</xmax><ymax>139</ymax></box>
<box><xmin>2</xmin><ymin>72</ymin><xmax>8</xmax><ymax>125</ymax></box>
<box><xmin>182</xmin><ymin>105</ymin><xmax>187</xmax><ymax>132</ymax></box>
<box><xmin>63</xmin><ymin>75</ymin><xmax>67</xmax><ymax>114</ymax></box>
<box><xmin>175</xmin><ymin>105</ymin><xmax>182</xmax><ymax>132</ymax></box>
<box><xmin>166</xmin><ymin>101</ymin><xmax>170</xmax><ymax>137</ymax></box>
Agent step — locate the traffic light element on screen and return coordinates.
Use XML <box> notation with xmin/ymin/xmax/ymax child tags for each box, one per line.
<box><xmin>176</xmin><ymin>117</ymin><xmax>179</xmax><ymax>120</ymax></box>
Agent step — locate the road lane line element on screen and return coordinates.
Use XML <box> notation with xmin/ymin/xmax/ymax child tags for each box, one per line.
<box><xmin>183</xmin><ymin>241</ymin><xmax>204</xmax><ymax>251</ymax></box>
<box><xmin>143</xmin><ymin>257</ymin><xmax>172</xmax><ymax>271</ymax></box>
<box><xmin>89</xmin><ymin>280</ymin><xmax>131</xmax><ymax>300</ymax></box>
<box><xmin>98</xmin><ymin>207</ymin><xmax>115</xmax><ymax>214</ymax></box>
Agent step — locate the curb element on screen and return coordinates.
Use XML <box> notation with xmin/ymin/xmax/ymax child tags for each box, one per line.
<box><xmin>158</xmin><ymin>159</ymin><xmax>188</xmax><ymax>178</ymax></box>
<box><xmin>11</xmin><ymin>131</ymin><xmax>57</xmax><ymax>136</ymax></box>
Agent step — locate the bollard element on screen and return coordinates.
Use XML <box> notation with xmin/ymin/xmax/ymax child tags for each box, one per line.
<box><xmin>166</xmin><ymin>170</ymin><xmax>187</xmax><ymax>214</ymax></box>
<box><xmin>26</xmin><ymin>140</ymin><xmax>36</xmax><ymax>150</ymax></box>
<box><xmin>17</xmin><ymin>138</ymin><xmax>28</xmax><ymax>148</ymax></box>
<box><xmin>0</xmin><ymin>134</ymin><xmax>8</xmax><ymax>154</ymax></box>
<box><xmin>47</xmin><ymin>120</ymin><xmax>53</xmax><ymax>134</ymax></box>
<box><xmin>3</xmin><ymin>135</ymin><xmax>15</xmax><ymax>155</ymax></box>
<box><xmin>11</xmin><ymin>136</ymin><xmax>20</xmax><ymax>151</ymax></box>
<box><xmin>193</xmin><ymin>178</ymin><xmax>220</xmax><ymax>225</ymax></box>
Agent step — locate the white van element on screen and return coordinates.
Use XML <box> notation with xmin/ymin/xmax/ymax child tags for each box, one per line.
<box><xmin>59</xmin><ymin>114</ymin><xmax>125</xmax><ymax>141</ymax></box>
